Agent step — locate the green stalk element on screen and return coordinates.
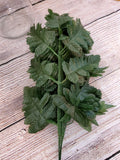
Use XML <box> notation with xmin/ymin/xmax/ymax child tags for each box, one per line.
<box><xmin>57</xmin><ymin>27</ymin><xmax>66</xmax><ymax>160</ymax></box>
<box><xmin>57</xmin><ymin>54</ymin><xmax>63</xmax><ymax>160</ymax></box>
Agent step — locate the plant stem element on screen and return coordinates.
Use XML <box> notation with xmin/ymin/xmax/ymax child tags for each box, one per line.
<box><xmin>57</xmin><ymin>54</ymin><xmax>63</xmax><ymax>160</ymax></box>
<box><xmin>57</xmin><ymin>27</ymin><xmax>65</xmax><ymax>160</ymax></box>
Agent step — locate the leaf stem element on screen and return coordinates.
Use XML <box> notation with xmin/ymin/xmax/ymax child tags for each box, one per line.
<box><xmin>61</xmin><ymin>78</ymin><xmax>67</xmax><ymax>84</ymax></box>
<box><xmin>48</xmin><ymin>46</ymin><xmax>59</xmax><ymax>57</ymax></box>
<box><xmin>48</xmin><ymin>76</ymin><xmax>59</xmax><ymax>85</ymax></box>
<box><xmin>49</xmin><ymin>76</ymin><xmax>66</xmax><ymax>85</ymax></box>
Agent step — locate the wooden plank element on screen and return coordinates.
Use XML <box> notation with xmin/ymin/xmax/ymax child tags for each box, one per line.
<box><xmin>0</xmin><ymin>0</ymin><xmax>120</xmax><ymax>65</ymax></box>
<box><xmin>0</xmin><ymin>69</ymin><xmax>120</xmax><ymax>160</ymax></box>
<box><xmin>110</xmin><ymin>154</ymin><xmax>120</xmax><ymax>160</ymax></box>
<box><xmin>0</xmin><ymin>53</ymin><xmax>34</xmax><ymax>130</ymax></box>
<box><xmin>0</xmin><ymin>6</ymin><xmax>34</xmax><ymax>65</ymax></box>
<box><xmin>1</xmin><ymin>11</ymin><xmax>120</xmax><ymax>130</ymax></box>
<box><xmin>32</xmin><ymin>0</ymin><xmax>120</xmax><ymax>26</ymax></box>
<box><xmin>0</xmin><ymin>0</ymin><xmax>30</xmax><ymax>17</ymax></box>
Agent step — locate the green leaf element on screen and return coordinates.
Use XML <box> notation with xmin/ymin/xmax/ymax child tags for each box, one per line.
<box><xmin>41</xmin><ymin>80</ymin><xmax>57</xmax><ymax>93</ymax></box>
<box><xmin>62</xmin><ymin>55</ymin><xmax>106</xmax><ymax>83</ymax></box>
<box><xmin>63</xmin><ymin>83</ymin><xmax>114</xmax><ymax>125</ymax></box>
<box><xmin>97</xmin><ymin>101</ymin><xmax>114</xmax><ymax>115</ymax></box>
<box><xmin>28</xmin><ymin>58</ymin><xmax>58</xmax><ymax>87</ymax></box>
<box><xmin>60</xmin><ymin>19</ymin><xmax>94</xmax><ymax>56</ymax></box>
<box><xmin>27</xmin><ymin>23</ymin><xmax>56</xmax><ymax>57</ymax></box>
<box><xmin>23</xmin><ymin>87</ymin><xmax>57</xmax><ymax>133</ymax></box>
<box><xmin>53</xmin><ymin>95</ymin><xmax>91</xmax><ymax>131</ymax></box>
<box><xmin>45</xmin><ymin>9</ymin><xmax>73</xmax><ymax>29</ymax></box>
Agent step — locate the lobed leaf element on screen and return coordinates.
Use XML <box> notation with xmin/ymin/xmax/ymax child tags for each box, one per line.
<box><xmin>23</xmin><ymin>87</ymin><xmax>57</xmax><ymax>133</ymax></box>
<box><xmin>27</xmin><ymin>24</ymin><xmax>56</xmax><ymax>57</ymax></box>
<box><xmin>45</xmin><ymin>9</ymin><xmax>73</xmax><ymax>29</ymax></box>
<box><xmin>62</xmin><ymin>55</ymin><xmax>107</xmax><ymax>83</ymax></box>
<box><xmin>60</xmin><ymin>19</ymin><xmax>94</xmax><ymax>56</ymax></box>
<box><xmin>53</xmin><ymin>95</ymin><xmax>92</xmax><ymax>131</ymax></box>
<box><xmin>28</xmin><ymin>57</ymin><xmax>58</xmax><ymax>87</ymax></box>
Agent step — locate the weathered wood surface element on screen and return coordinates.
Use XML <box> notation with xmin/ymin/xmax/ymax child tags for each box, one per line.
<box><xmin>0</xmin><ymin>0</ymin><xmax>120</xmax><ymax>65</ymax></box>
<box><xmin>1</xmin><ymin>9</ymin><xmax>120</xmax><ymax>131</ymax></box>
<box><xmin>0</xmin><ymin>0</ymin><xmax>120</xmax><ymax>159</ymax></box>
<box><xmin>0</xmin><ymin>6</ymin><xmax>34</xmax><ymax>66</ymax></box>
<box><xmin>0</xmin><ymin>69</ymin><xmax>120</xmax><ymax>160</ymax></box>
<box><xmin>0</xmin><ymin>0</ymin><xmax>31</xmax><ymax>18</ymax></box>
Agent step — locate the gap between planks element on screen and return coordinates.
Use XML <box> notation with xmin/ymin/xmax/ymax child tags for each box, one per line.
<box><xmin>84</xmin><ymin>8</ymin><xmax>120</xmax><ymax>27</ymax></box>
<box><xmin>32</xmin><ymin>0</ymin><xmax>45</xmax><ymax>6</ymax></box>
<box><xmin>108</xmin><ymin>152</ymin><xmax>120</xmax><ymax>160</ymax></box>
<box><xmin>106</xmin><ymin>150</ymin><xmax>120</xmax><ymax>160</ymax></box>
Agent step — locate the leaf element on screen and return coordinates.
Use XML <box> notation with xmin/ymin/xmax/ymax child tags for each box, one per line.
<box><xmin>41</xmin><ymin>80</ymin><xmax>57</xmax><ymax>93</ymax></box>
<box><xmin>62</xmin><ymin>55</ymin><xmax>107</xmax><ymax>83</ymax></box>
<box><xmin>60</xmin><ymin>19</ymin><xmax>94</xmax><ymax>56</ymax></box>
<box><xmin>45</xmin><ymin>9</ymin><xmax>73</xmax><ymax>29</ymax></box>
<box><xmin>53</xmin><ymin>95</ymin><xmax>92</xmax><ymax>131</ymax></box>
<box><xmin>28</xmin><ymin>57</ymin><xmax>58</xmax><ymax>87</ymax></box>
<box><xmin>63</xmin><ymin>83</ymin><xmax>102</xmax><ymax>109</ymax></box>
<box><xmin>27</xmin><ymin>23</ymin><xmax>56</xmax><ymax>57</ymax></box>
<box><xmin>97</xmin><ymin>101</ymin><xmax>114</xmax><ymax>115</ymax></box>
<box><xmin>64</xmin><ymin>83</ymin><xmax>114</xmax><ymax>120</ymax></box>
<box><xmin>23</xmin><ymin>87</ymin><xmax>57</xmax><ymax>133</ymax></box>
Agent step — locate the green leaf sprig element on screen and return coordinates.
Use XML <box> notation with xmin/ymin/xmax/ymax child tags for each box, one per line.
<box><xmin>23</xmin><ymin>9</ymin><xmax>113</xmax><ymax>160</ymax></box>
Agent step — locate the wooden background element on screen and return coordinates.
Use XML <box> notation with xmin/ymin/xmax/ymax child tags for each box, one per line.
<box><xmin>0</xmin><ymin>0</ymin><xmax>120</xmax><ymax>159</ymax></box>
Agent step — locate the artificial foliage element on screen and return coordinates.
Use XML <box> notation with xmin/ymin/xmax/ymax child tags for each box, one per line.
<box><xmin>23</xmin><ymin>9</ymin><xmax>113</xmax><ymax>160</ymax></box>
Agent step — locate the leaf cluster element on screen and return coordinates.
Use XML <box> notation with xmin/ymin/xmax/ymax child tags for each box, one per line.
<box><xmin>23</xmin><ymin>9</ymin><xmax>113</xmax><ymax>133</ymax></box>
<box><xmin>53</xmin><ymin>83</ymin><xmax>113</xmax><ymax>131</ymax></box>
<box><xmin>22</xmin><ymin>9</ymin><xmax>113</xmax><ymax>160</ymax></box>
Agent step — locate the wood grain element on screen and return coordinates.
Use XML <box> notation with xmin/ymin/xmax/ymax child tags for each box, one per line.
<box><xmin>32</xmin><ymin>0</ymin><xmax>120</xmax><ymax>26</ymax></box>
<box><xmin>0</xmin><ymin>0</ymin><xmax>120</xmax><ymax>65</ymax></box>
<box><xmin>1</xmin><ymin>11</ymin><xmax>120</xmax><ymax>130</ymax></box>
<box><xmin>0</xmin><ymin>68</ymin><xmax>120</xmax><ymax>160</ymax></box>
<box><xmin>0</xmin><ymin>6</ymin><xmax>34</xmax><ymax>66</ymax></box>
<box><xmin>0</xmin><ymin>0</ymin><xmax>30</xmax><ymax>17</ymax></box>
<box><xmin>0</xmin><ymin>53</ymin><xmax>34</xmax><ymax>130</ymax></box>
